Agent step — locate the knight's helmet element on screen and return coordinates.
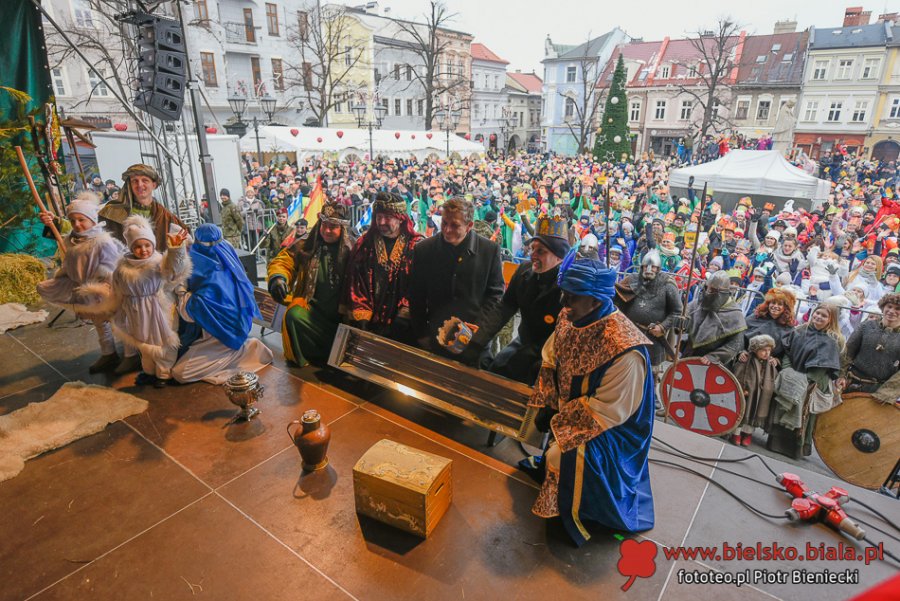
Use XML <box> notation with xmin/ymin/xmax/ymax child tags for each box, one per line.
<box><xmin>641</xmin><ymin>249</ymin><xmax>662</xmax><ymax>269</ymax></box>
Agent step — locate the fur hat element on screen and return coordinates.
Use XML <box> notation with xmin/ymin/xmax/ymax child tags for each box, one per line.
<box><xmin>66</xmin><ymin>192</ymin><xmax>101</xmax><ymax>224</ymax></box>
<box><xmin>764</xmin><ymin>287</ymin><xmax>797</xmax><ymax>315</ymax></box>
<box><xmin>123</xmin><ymin>214</ymin><xmax>156</xmax><ymax>249</ymax></box>
<box><xmin>748</xmin><ymin>334</ymin><xmax>775</xmax><ymax>353</ymax></box>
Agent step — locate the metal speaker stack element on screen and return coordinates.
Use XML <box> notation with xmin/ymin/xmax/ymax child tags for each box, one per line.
<box><xmin>131</xmin><ymin>12</ymin><xmax>187</xmax><ymax>121</ymax></box>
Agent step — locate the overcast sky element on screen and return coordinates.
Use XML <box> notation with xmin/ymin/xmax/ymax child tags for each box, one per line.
<box><xmin>360</xmin><ymin>0</ymin><xmax>891</xmax><ymax>73</ymax></box>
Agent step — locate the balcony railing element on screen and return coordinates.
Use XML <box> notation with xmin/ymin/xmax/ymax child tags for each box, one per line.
<box><xmin>223</xmin><ymin>21</ymin><xmax>257</xmax><ymax>45</ymax></box>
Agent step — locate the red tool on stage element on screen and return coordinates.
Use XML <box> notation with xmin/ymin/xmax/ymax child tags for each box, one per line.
<box><xmin>776</xmin><ymin>473</ymin><xmax>866</xmax><ymax>540</ymax></box>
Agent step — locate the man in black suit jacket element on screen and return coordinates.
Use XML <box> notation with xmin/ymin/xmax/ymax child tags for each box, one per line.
<box><xmin>409</xmin><ymin>197</ymin><xmax>504</xmax><ymax>353</ymax></box>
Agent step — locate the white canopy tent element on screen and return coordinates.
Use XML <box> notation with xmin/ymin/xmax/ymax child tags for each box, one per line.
<box><xmin>239</xmin><ymin>126</ymin><xmax>485</xmax><ymax>162</ymax></box>
<box><xmin>668</xmin><ymin>150</ymin><xmax>832</xmax><ymax>212</ymax></box>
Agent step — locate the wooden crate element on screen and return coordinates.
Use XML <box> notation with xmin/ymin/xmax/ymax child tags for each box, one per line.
<box><xmin>352</xmin><ymin>439</ymin><xmax>452</xmax><ymax>538</ymax></box>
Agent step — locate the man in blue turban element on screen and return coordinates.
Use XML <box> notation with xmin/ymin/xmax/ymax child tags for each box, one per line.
<box><xmin>171</xmin><ymin>224</ymin><xmax>273</xmax><ymax>383</ymax></box>
<box><xmin>528</xmin><ymin>247</ymin><xmax>656</xmax><ymax>546</ymax></box>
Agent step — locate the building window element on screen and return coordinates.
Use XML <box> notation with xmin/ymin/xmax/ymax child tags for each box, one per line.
<box><xmin>406</xmin><ymin>65</ymin><xmax>412</xmax><ymax>81</ymax></box>
<box><xmin>812</xmin><ymin>60</ymin><xmax>828</xmax><ymax>80</ymax></box>
<box><xmin>629</xmin><ymin>100</ymin><xmax>640</xmax><ymax>121</ymax></box>
<box><xmin>659</xmin><ymin>65</ymin><xmax>670</xmax><ymax>78</ymax></box>
<box><xmin>712</xmin><ymin>100</ymin><xmax>721</xmax><ymax>119</ymax></box>
<box><xmin>394</xmin><ymin>98</ymin><xmax>401</xmax><ymax>115</ymax></box>
<box><xmin>782</xmin><ymin>52</ymin><xmax>793</xmax><ymax>62</ymax></box>
<box><xmin>344</xmin><ymin>46</ymin><xmax>351</xmax><ymax>67</ymax></box>
<box><xmin>519</xmin><ymin>112</ymin><xmax>523</xmax><ymax>127</ymax></box>
<box><xmin>566</xmin><ymin>66</ymin><xmax>576</xmax><ymax>83</ymax></box>
<box><xmin>417</xmin><ymin>99</ymin><xmax>423</xmax><ymax>116</ymax></box>
<box><xmin>564</xmin><ymin>97</ymin><xmax>576</xmax><ymax>119</ymax></box>
<box><xmin>687</xmin><ymin>64</ymin><xmax>699</xmax><ymax>77</ymax></box>
<box><xmin>250</xmin><ymin>57</ymin><xmax>262</xmax><ymax>92</ymax></box>
<box><xmin>679</xmin><ymin>99</ymin><xmax>692</xmax><ymax>120</ymax></box>
<box><xmin>243</xmin><ymin>8</ymin><xmax>256</xmax><ymax>43</ymax></box>
<box><xmin>836</xmin><ymin>59</ymin><xmax>853</xmax><ymax>79</ymax></box>
<box><xmin>50</xmin><ymin>67</ymin><xmax>67</xmax><ymax>97</ymax></box>
<box><xmin>271</xmin><ymin>58</ymin><xmax>283</xmax><ymax>90</ymax></box>
<box><xmin>265</xmin><ymin>3</ymin><xmax>279</xmax><ymax>36</ymax></box>
<box><xmin>851</xmin><ymin>100</ymin><xmax>868</xmax><ymax>122</ymax></box>
<box><xmin>302</xmin><ymin>62</ymin><xmax>312</xmax><ymax>91</ymax></box>
<box><xmin>494</xmin><ymin>75</ymin><xmax>499</xmax><ymax>89</ymax></box>
<box><xmin>297</xmin><ymin>11</ymin><xmax>308</xmax><ymax>41</ymax></box>
<box><xmin>406</xmin><ymin>99</ymin><xmax>413</xmax><ymax>116</ymax></box>
<box><xmin>194</xmin><ymin>0</ymin><xmax>208</xmax><ymax>21</ymax></box>
<box><xmin>735</xmin><ymin>99</ymin><xmax>750</xmax><ymax>120</ymax></box>
<box><xmin>862</xmin><ymin>58</ymin><xmax>880</xmax><ymax>79</ymax></box>
<box><xmin>72</xmin><ymin>0</ymin><xmax>94</xmax><ymax>28</ymax></box>
<box><xmin>890</xmin><ymin>98</ymin><xmax>900</xmax><ymax>119</ymax></box>
<box><xmin>381</xmin><ymin>98</ymin><xmax>388</xmax><ymax>113</ymax></box>
<box><xmin>803</xmin><ymin>100</ymin><xmax>818</xmax><ymax>121</ymax></box>
<box><xmin>474</xmin><ymin>103</ymin><xmax>481</xmax><ymax>120</ymax></box>
<box><xmin>827</xmin><ymin>101</ymin><xmax>842</xmax><ymax>122</ymax></box>
<box><xmin>87</xmin><ymin>68</ymin><xmax>108</xmax><ymax>97</ymax></box>
<box><xmin>394</xmin><ymin>64</ymin><xmax>400</xmax><ymax>80</ymax></box>
<box><xmin>334</xmin><ymin>101</ymin><xmax>342</xmax><ymax>113</ymax></box>
<box><xmin>200</xmin><ymin>52</ymin><xmax>217</xmax><ymax>87</ymax></box>
<box><xmin>654</xmin><ymin>100</ymin><xmax>666</xmax><ymax>120</ymax></box>
<box><xmin>756</xmin><ymin>100</ymin><xmax>771</xmax><ymax>121</ymax></box>
<box><xmin>755</xmin><ymin>55</ymin><xmax>767</xmax><ymax>64</ymax></box>
<box><xmin>374</xmin><ymin>67</ymin><xmax>381</xmax><ymax>84</ymax></box>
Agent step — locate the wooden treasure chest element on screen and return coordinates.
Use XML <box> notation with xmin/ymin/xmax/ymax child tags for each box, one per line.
<box><xmin>352</xmin><ymin>439</ymin><xmax>452</xmax><ymax>538</ymax></box>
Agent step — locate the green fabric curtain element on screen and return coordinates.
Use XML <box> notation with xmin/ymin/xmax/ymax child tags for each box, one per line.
<box><xmin>0</xmin><ymin>0</ymin><xmax>52</xmax><ymax>124</ymax></box>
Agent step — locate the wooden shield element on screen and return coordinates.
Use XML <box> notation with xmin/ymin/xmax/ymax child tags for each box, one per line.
<box><xmin>814</xmin><ymin>393</ymin><xmax>900</xmax><ymax>490</ymax></box>
<box><xmin>661</xmin><ymin>358</ymin><xmax>745</xmax><ymax>436</ymax></box>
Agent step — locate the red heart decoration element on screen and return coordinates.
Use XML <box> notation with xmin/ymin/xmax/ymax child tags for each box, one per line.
<box><xmin>464</xmin><ymin>133</ymin><xmax>471</xmax><ymax>140</ymax></box>
<box><xmin>290</xmin><ymin>128</ymin><xmax>299</xmax><ymax>137</ymax></box>
<box><xmin>394</xmin><ymin>132</ymin><xmax>400</xmax><ymax>139</ymax></box>
<box><xmin>205</xmin><ymin>127</ymin><xmax>217</xmax><ymax>134</ymax></box>
<box><xmin>426</xmin><ymin>133</ymin><xmax>433</xmax><ymax>140</ymax></box>
<box><xmin>113</xmin><ymin>123</ymin><xmax>128</xmax><ymax>131</ymax></box>
<box><xmin>317</xmin><ymin>137</ymin><xmax>323</xmax><ymax>143</ymax></box>
<box><xmin>411</xmin><ymin>134</ymin><xmax>416</xmax><ymax>139</ymax></box>
<box><xmin>337</xmin><ymin>130</ymin><xmax>344</xmax><ymax>138</ymax></box>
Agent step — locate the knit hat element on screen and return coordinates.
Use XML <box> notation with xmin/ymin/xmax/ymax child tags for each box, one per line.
<box><xmin>775</xmin><ymin>272</ymin><xmax>792</xmax><ymax>286</ymax></box>
<box><xmin>123</xmin><ymin>214</ymin><xmax>156</xmax><ymax>249</ymax></box>
<box><xmin>748</xmin><ymin>334</ymin><xmax>775</xmax><ymax>353</ymax></box>
<box><xmin>219</xmin><ymin>188</ymin><xmax>231</xmax><ymax>198</ymax></box>
<box><xmin>765</xmin><ymin>229</ymin><xmax>781</xmax><ymax>242</ymax></box>
<box><xmin>66</xmin><ymin>192</ymin><xmax>101</xmax><ymax>224</ymax></box>
<box><xmin>783</xmin><ymin>226</ymin><xmax>798</xmax><ymax>238</ymax></box>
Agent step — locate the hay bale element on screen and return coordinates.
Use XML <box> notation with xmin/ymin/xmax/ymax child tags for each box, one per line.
<box><xmin>0</xmin><ymin>254</ymin><xmax>47</xmax><ymax>305</ymax></box>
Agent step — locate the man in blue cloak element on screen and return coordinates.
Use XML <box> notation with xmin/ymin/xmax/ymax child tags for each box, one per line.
<box><xmin>172</xmin><ymin>223</ymin><xmax>272</xmax><ymax>383</ymax></box>
<box><xmin>529</xmin><ymin>246</ymin><xmax>656</xmax><ymax>546</ymax></box>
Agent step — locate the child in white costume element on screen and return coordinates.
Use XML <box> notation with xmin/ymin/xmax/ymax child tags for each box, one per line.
<box><xmin>83</xmin><ymin>215</ymin><xmax>191</xmax><ymax>386</ymax></box>
<box><xmin>37</xmin><ymin>193</ymin><xmax>125</xmax><ymax>373</ymax></box>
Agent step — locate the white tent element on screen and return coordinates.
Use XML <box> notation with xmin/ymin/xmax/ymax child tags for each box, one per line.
<box><xmin>239</xmin><ymin>125</ymin><xmax>485</xmax><ymax>162</ymax></box>
<box><xmin>668</xmin><ymin>150</ymin><xmax>832</xmax><ymax>212</ymax></box>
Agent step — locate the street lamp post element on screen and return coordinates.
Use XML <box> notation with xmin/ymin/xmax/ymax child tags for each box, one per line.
<box><xmin>434</xmin><ymin>107</ymin><xmax>461</xmax><ymax>159</ymax></box>
<box><xmin>227</xmin><ymin>94</ymin><xmax>278</xmax><ymax>167</ymax></box>
<box><xmin>351</xmin><ymin>100</ymin><xmax>388</xmax><ymax>160</ymax></box>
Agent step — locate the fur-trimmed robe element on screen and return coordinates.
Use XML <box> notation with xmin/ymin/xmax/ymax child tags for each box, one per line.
<box><xmin>76</xmin><ymin>243</ymin><xmax>191</xmax><ymax>360</ymax></box>
<box><xmin>37</xmin><ymin>226</ymin><xmax>124</xmax><ymax>312</ymax></box>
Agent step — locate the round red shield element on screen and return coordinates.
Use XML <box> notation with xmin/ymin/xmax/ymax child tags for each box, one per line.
<box><xmin>661</xmin><ymin>358</ymin><xmax>745</xmax><ymax>436</ymax></box>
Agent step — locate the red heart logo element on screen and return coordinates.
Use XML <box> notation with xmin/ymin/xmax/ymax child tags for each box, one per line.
<box><xmin>205</xmin><ymin>127</ymin><xmax>217</xmax><ymax>134</ymax></box>
<box><xmin>113</xmin><ymin>123</ymin><xmax>128</xmax><ymax>131</ymax></box>
<box><xmin>426</xmin><ymin>133</ymin><xmax>433</xmax><ymax>140</ymax></box>
<box><xmin>317</xmin><ymin>137</ymin><xmax>323</xmax><ymax>143</ymax></box>
<box><xmin>464</xmin><ymin>133</ymin><xmax>471</xmax><ymax>140</ymax></box>
<box><xmin>337</xmin><ymin>130</ymin><xmax>344</xmax><ymax>138</ymax></box>
<box><xmin>617</xmin><ymin>539</ymin><xmax>657</xmax><ymax>592</ymax></box>
<box><xmin>411</xmin><ymin>134</ymin><xmax>416</xmax><ymax>139</ymax></box>
<box><xmin>290</xmin><ymin>128</ymin><xmax>299</xmax><ymax>137</ymax></box>
<box><xmin>394</xmin><ymin>132</ymin><xmax>401</xmax><ymax>139</ymax></box>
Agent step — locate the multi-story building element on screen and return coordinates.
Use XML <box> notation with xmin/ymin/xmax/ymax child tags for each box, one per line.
<box><xmin>505</xmin><ymin>70</ymin><xmax>543</xmax><ymax>152</ymax></box>
<box><xmin>541</xmin><ymin>29</ymin><xmax>628</xmax><ymax>155</ymax></box>
<box><xmin>599</xmin><ymin>34</ymin><xmax>745</xmax><ymax>157</ymax></box>
<box><xmin>793</xmin><ymin>17</ymin><xmax>892</xmax><ymax>158</ymax></box>
<box><xmin>470</xmin><ymin>43</ymin><xmax>509</xmax><ymax>151</ymax></box>
<box><xmin>729</xmin><ymin>26</ymin><xmax>810</xmax><ymax>151</ymax></box>
<box><xmin>867</xmin><ymin>15</ymin><xmax>900</xmax><ymax>161</ymax></box>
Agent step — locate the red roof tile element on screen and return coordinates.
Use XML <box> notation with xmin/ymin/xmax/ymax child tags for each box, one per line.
<box><xmin>471</xmin><ymin>42</ymin><xmax>509</xmax><ymax>64</ymax></box>
<box><xmin>508</xmin><ymin>71</ymin><xmax>543</xmax><ymax>93</ymax></box>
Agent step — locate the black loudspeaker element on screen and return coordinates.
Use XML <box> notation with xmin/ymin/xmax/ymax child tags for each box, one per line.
<box><xmin>235</xmin><ymin>249</ymin><xmax>260</xmax><ymax>284</ymax></box>
<box><xmin>131</xmin><ymin>12</ymin><xmax>187</xmax><ymax>121</ymax></box>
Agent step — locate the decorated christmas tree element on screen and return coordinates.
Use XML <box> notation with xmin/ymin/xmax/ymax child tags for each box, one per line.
<box><xmin>593</xmin><ymin>54</ymin><xmax>631</xmax><ymax>162</ymax></box>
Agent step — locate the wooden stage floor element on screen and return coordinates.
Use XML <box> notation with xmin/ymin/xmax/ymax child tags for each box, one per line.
<box><xmin>1</xmin><ymin>310</ymin><xmax>897</xmax><ymax>600</ymax></box>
